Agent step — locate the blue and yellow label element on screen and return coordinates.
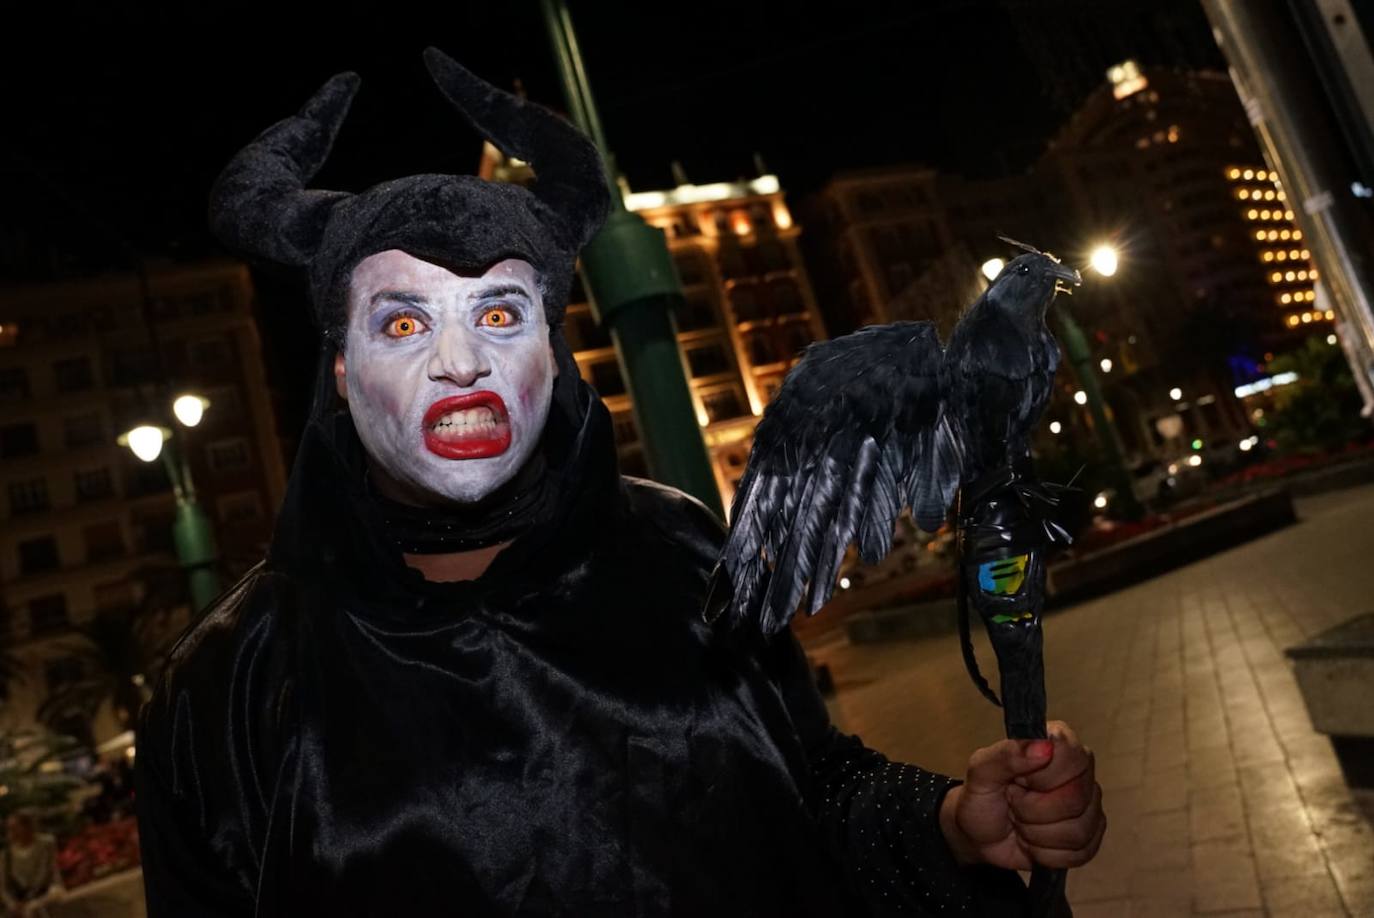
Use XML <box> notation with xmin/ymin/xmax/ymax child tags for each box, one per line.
<box><xmin>978</xmin><ymin>554</ymin><xmax>1029</xmax><ymax>597</ymax></box>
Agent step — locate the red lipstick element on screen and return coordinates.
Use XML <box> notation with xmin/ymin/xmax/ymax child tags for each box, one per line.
<box><xmin>421</xmin><ymin>391</ymin><xmax>512</xmax><ymax>459</ymax></box>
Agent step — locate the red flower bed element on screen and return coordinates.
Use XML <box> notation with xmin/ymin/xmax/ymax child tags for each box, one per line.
<box><xmin>56</xmin><ymin>818</ymin><xmax>140</xmax><ymax>889</ymax></box>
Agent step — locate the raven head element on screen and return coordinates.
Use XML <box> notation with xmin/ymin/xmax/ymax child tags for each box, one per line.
<box><xmin>987</xmin><ymin>249</ymin><xmax>1082</xmax><ymax>321</ymax></box>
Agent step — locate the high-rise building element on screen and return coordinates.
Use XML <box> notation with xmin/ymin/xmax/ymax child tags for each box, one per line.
<box><xmin>567</xmin><ymin>174</ymin><xmax>827</xmax><ymax>507</ymax></box>
<box><xmin>803</xmin><ymin>64</ymin><xmax>1283</xmax><ymax>466</ymax></box>
<box><xmin>0</xmin><ymin>259</ymin><xmax>286</xmax><ymax>740</ymax></box>
<box><xmin>1222</xmin><ymin>165</ymin><xmax>1326</xmax><ymax>330</ymax></box>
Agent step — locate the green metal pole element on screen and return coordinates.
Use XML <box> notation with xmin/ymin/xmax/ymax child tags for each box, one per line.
<box><xmin>161</xmin><ymin>440</ymin><xmax>222</xmax><ymax>611</ymax></box>
<box><xmin>1055</xmin><ymin>306</ymin><xmax>1144</xmax><ymax>520</ymax></box>
<box><xmin>538</xmin><ymin>0</ymin><xmax>723</xmax><ymax>519</ymax></box>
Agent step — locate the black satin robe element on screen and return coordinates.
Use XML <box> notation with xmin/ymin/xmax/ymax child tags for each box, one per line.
<box><xmin>135</xmin><ymin>397</ymin><xmax>1029</xmax><ymax>916</ymax></box>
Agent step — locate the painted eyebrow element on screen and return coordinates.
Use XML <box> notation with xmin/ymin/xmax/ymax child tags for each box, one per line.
<box><xmin>470</xmin><ymin>283</ymin><xmax>533</xmax><ymax>302</ymax></box>
<box><xmin>369</xmin><ymin>290</ymin><xmax>429</xmax><ymax>311</ymax></box>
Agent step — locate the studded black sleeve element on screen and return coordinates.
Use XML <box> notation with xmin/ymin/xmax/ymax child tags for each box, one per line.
<box><xmin>767</xmin><ymin>633</ymin><xmax>1031</xmax><ymax>917</ymax></box>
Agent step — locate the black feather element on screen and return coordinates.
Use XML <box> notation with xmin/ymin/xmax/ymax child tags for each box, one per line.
<box><xmin>710</xmin><ymin>323</ymin><xmax>957</xmax><ymax>634</ymax></box>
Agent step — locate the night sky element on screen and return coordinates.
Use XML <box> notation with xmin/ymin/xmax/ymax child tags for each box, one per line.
<box><xmin>2</xmin><ymin>1</ymin><xmax>1219</xmax><ymax>431</ymax></box>
<box><xmin>3</xmin><ymin>0</ymin><xmax>1220</xmax><ymax>270</ymax></box>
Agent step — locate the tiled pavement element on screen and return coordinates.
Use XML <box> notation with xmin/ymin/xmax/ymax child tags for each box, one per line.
<box><xmin>808</xmin><ymin>485</ymin><xmax>1374</xmax><ymax>917</ymax></box>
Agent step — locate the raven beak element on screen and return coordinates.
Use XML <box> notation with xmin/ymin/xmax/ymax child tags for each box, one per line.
<box><xmin>1052</xmin><ymin>264</ymin><xmax>1082</xmax><ymax>296</ymax></box>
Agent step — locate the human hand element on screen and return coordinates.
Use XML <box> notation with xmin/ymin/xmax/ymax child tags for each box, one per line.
<box><xmin>938</xmin><ymin>720</ymin><xmax>1105</xmax><ymax>871</ymax></box>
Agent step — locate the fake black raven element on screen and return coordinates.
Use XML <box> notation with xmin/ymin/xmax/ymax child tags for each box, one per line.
<box><xmin>706</xmin><ymin>242</ymin><xmax>1080</xmax><ymax>634</ymax></box>
<box><xmin>705</xmin><ymin>239</ymin><xmax>1082</xmax><ymax>918</ymax></box>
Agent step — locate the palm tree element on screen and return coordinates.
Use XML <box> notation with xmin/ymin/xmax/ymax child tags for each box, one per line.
<box><xmin>37</xmin><ymin>564</ymin><xmax>189</xmax><ymax>744</ymax></box>
<box><xmin>0</xmin><ymin>728</ymin><xmax>87</xmax><ymax>822</ymax></box>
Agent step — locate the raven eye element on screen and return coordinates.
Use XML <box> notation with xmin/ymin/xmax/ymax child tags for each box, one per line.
<box><xmin>1016</xmin><ymin>264</ymin><xmax>1031</xmax><ymax>276</ymax></box>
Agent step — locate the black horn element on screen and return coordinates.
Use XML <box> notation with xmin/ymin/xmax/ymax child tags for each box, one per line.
<box><xmin>422</xmin><ymin>47</ymin><xmax>610</xmax><ymax>250</ymax></box>
<box><xmin>208</xmin><ymin>72</ymin><xmax>360</xmax><ymax>267</ymax></box>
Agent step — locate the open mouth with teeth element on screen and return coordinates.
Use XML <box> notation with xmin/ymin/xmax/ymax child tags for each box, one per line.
<box><xmin>422</xmin><ymin>391</ymin><xmax>512</xmax><ymax>459</ymax></box>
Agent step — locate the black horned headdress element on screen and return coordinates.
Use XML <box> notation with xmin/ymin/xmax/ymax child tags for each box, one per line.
<box><xmin>209</xmin><ymin>47</ymin><xmax>611</xmax><ymax>340</ymax></box>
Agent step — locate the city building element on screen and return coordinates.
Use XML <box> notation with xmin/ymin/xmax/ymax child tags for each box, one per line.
<box><xmin>562</xmin><ymin>173</ymin><xmax>828</xmax><ymax>508</ymax></box>
<box><xmin>0</xmin><ymin>259</ymin><xmax>286</xmax><ymax>742</ymax></box>
<box><xmin>803</xmin><ymin>64</ymin><xmax>1295</xmax><ymax>470</ymax></box>
<box><xmin>800</xmin><ymin>167</ymin><xmax>1053</xmax><ymax>338</ymax></box>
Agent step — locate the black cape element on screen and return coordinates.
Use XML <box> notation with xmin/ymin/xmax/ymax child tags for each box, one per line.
<box><xmin>135</xmin><ymin>387</ymin><xmax>1029</xmax><ymax>916</ymax></box>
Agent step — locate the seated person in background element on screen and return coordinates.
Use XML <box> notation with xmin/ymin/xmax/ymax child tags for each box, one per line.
<box><xmin>1</xmin><ymin>812</ymin><xmax>62</xmax><ymax>918</ymax></box>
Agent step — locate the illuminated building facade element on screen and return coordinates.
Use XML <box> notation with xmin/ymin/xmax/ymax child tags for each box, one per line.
<box><xmin>805</xmin><ymin>65</ymin><xmax>1278</xmax><ymax>466</ymax></box>
<box><xmin>1222</xmin><ymin>164</ymin><xmax>1328</xmax><ymax>329</ymax></box>
<box><xmin>478</xmin><ymin>143</ymin><xmax>828</xmax><ymax>507</ymax></box>
<box><xmin>569</xmin><ymin>175</ymin><xmax>827</xmax><ymax>506</ymax></box>
<box><xmin>0</xmin><ymin>260</ymin><xmax>286</xmax><ymax>740</ymax></box>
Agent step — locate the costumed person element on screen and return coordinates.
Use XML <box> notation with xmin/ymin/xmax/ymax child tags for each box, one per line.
<box><xmin>135</xmin><ymin>48</ymin><xmax>1104</xmax><ymax>916</ymax></box>
<box><xmin>1</xmin><ymin>811</ymin><xmax>62</xmax><ymax>918</ymax></box>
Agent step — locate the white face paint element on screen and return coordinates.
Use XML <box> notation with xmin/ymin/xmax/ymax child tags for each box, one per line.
<box><xmin>335</xmin><ymin>251</ymin><xmax>556</xmax><ymax>506</ymax></box>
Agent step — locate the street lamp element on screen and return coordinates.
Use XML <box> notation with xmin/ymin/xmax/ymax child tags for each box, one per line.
<box><xmin>172</xmin><ymin>394</ymin><xmax>209</xmax><ymax>428</ymax></box>
<box><xmin>1089</xmin><ymin>244</ymin><xmax>1119</xmax><ymax>277</ymax></box>
<box><xmin>1053</xmin><ymin>243</ymin><xmax>1144</xmax><ymax>519</ymax></box>
<box><xmin>981</xmin><ymin>258</ymin><xmax>1005</xmax><ymax>282</ymax></box>
<box><xmin>116</xmin><ymin>425</ymin><xmax>170</xmax><ymax>463</ymax></box>
<box><xmin>118</xmin><ymin>394</ymin><xmax>221</xmax><ymax>613</ymax></box>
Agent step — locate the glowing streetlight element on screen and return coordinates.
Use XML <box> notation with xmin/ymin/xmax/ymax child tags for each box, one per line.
<box><xmin>1049</xmin><ymin>420</ymin><xmax>1062</xmax><ymax>434</ymax></box>
<box><xmin>981</xmin><ymin>258</ymin><xmax>1005</xmax><ymax>282</ymax></box>
<box><xmin>1169</xmin><ymin>387</ymin><xmax>1183</xmax><ymax>401</ymax></box>
<box><xmin>115</xmin><ymin>392</ymin><xmax>220</xmax><ymax>612</ymax></box>
<box><xmin>1099</xmin><ymin>358</ymin><xmax>1113</xmax><ymax>373</ymax></box>
<box><xmin>172</xmin><ymin>394</ymin><xmax>210</xmax><ymax>428</ymax></box>
<box><xmin>1093</xmin><ymin>493</ymin><xmax>1109</xmax><ymax>509</ymax></box>
<box><xmin>118</xmin><ymin>425</ymin><xmax>168</xmax><ymax>463</ymax></box>
<box><xmin>839</xmin><ymin>576</ymin><xmax>851</xmax><ymax>590</ymax></box>
<box><xmin>1073</xmin><ymin>390</ymin><xmax>1088</xmax><ymax>405</ymax></box>
<box><xmin>1089</xmin><ymin>244</ymin><xmax>1119</xmax><ymax>277</ymax></box>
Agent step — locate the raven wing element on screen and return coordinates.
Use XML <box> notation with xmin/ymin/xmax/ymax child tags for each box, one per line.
<box><xmin>706</xmin><ymin>322</ymin><xmax>962</xmax><ymax>635</ymax></box>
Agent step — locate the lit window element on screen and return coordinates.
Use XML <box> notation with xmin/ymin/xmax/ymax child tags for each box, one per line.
<box><xmin>1310</xmin><ymin>268</ymin><xmax>1318</xmax><ymax>279</ymax></box>
<box><xmin>1255</xmin><ymin>230</ymin><xmax>1266</xmax><ymax>241</ymax></box>
<box><xmin>1302</xmin><ymin>312</ymin><xmax>1312</xmax><ymax>323</ymax></box>
<box><xmin>1256</xmin><ymin>170</ymin><xmax>1268</xmax><ymax>181</ymax></box>
<box><xmin>1264</xmin><ymin>190</ymin><xmax>1275</xmax><ymax>201</ymax></box>
<box><xmin>1271</xmin><ymin>272</ymin><xmax>1284</xmax><ymax>283</ymax></box>
<box><xmin>1262</xmin><ymin>251</ymin><xmax>1274</xmax><ymax>262</ymax></box>
<box><xmin>1277</xmin><ymin>191</ymin><xmax>1286</xmax><ymax>201</ymax></box>
<box><xmin>1326</xmin><ymin>310</ymin><xmax>1335</xmax><ymax>320</ymax></box>
<box><xmin>1279</xmin><ymin>229</ymin><xmax>1291</xmax><ymax>240</ymax></box>
<box><xmin>1294</xmin><ymin>230</ymin><xmax>1303</xmax><ymax>240</ymax></box>
<box><xmin>1243</xmin><ymin>169</ymin><xmax>1255</xmax><ymax>179</ymax></box>
<box><xmin>1284</xmin><ymin>210</ymin><xmax>1295</xmax><ymax>220</ymax></box>
<box><xmin>1247</xmin><ymin>209</ymin><xmax>1259</xmax><ymax>220</ymax></box>
<box><xmin>1300</xmin><ymin>249</ymin><xmax>1311</xmax><ymax>259</ymax></box>
<box><xmin>1285</xmin><ymin>271</ymin><xmax>1296</xmax><ymax>281</ymax></box>
<box><xmin>1238</xmin><ymin>189</ymin><xmax>1250</xmax><ymax>200</ymax></box>
<box><xmin>1228</xmin><ymin>168</ymin><xmax>1241</xmax><ymax>179</ymax></box>
<box><xmin>1275</xmin><ymin>251</ymin><xmax>1287</xmax><ymax>261</ymax></box>
<box><xmin>1280</xmin><ymin>293</ymin><xmax>1292</xmax><ymax>304</ymax></box>
<box><xmin>1297</xmin><ymin>271</ymin><xmax>1308</xmax><ymax>281</ymax></box>
<box><xmin>1287</xmin><ymin>315</ymin><xmax>1300</xmax><ymax>327</ymax></box>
